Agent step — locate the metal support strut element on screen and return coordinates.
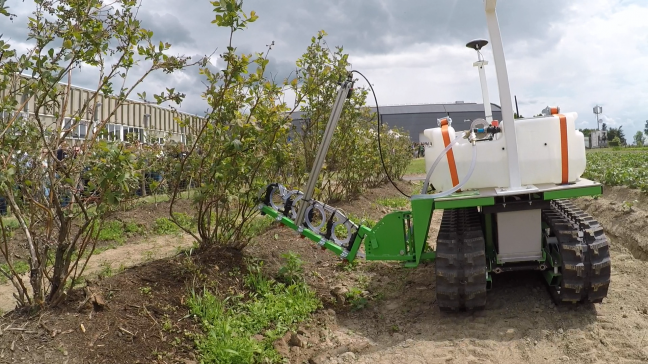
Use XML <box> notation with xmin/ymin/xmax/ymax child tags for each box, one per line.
<box><xmin>294</xmin><ymin>73</ymin><xmax>355</xmax><ymax>227</ymax></box>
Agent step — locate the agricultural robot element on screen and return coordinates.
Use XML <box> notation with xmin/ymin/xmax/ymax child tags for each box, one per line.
<box><xmin>257</xmin><ymin>0</ymin><xmax>611</xmax><ymax>311</ymax></box>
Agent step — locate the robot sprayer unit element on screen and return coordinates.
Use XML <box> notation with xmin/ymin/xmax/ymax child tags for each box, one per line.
<box><xmin>257</xmin><ymin>0</ymin><xmax>611</xmax><ymax>311</ymax></box>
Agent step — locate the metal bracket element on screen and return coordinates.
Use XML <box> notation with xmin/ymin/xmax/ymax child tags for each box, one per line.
<box><xmin>294</xmin><ymin>72</ymin><xmax>355</xmax><ymax>227</ymax></box>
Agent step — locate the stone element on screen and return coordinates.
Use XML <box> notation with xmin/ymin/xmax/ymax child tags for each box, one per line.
<box><xmin>339</xmin><ymin>352</ymin><xmax>356</xmax><ymax>362</ymax></box>
<box><xmin>289</xmin><ymin>332</ymin><xmax>309</xmax><ymax>348</ymax></box>
<box><xmin>273</xmin><ymin>339</ymin><xmax>290</xmax><ymax>358</ymax></box>
<box><xmin>331</xmin><ymin>286</ymin><xmax>349</xmax><ymax>304</ymax></box>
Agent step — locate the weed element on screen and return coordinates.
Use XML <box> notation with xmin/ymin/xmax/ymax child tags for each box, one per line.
<box><xmin>162</xmin><ymin>316</ymin><xmax>173</xmax><ymax>332</ymax></box>
<box><xmin>346</xmin><ymin>287</ymin><xmax>368</xmax><ymax>311</ymax></box>
<box><xmin>96</xmin><ymin>220</ymin><xmax>126</xmax><ymax>243</ymax></box>
<box><xmin>187</xmin><ymin>267</ymin><xmax>320</xmax><ymax>363</ymax></box>
<box><xmin>376</xmin><ymin>197</ymin><xmax>409</xmax><ymax>209</ymax></box>
<box><xmin>143</xmin><ymin>250</ymin><xmax>155</xmax><ymax>262</ymax></box>
<box><xmin>337</xmin><ymin>259</ymin><xmax>359</xmax><ymax>272</ymax></box>
<box><xmin>277</xmin><ymin>251</ymin><xmax>304</xmax><ymax>284</ymax></box>
<box><xmin>0</xmin><ymin>217</ymin><xmax>20</xmax><ymax>231</ymax></box>
<box><xmin>346</xmin><ymin>212</ymin><xmax>377</xmax><ymax>228</ymax></box>
<box><xmin>140</xmin><ymin>286</ymin><xmax>152</xmax><ymax>295</ymax></box>
<box><xmin>405</xmin><ymin>158</ymin><xmax>426</xmax><ymax>175</ymax></box>
<box><xmin>173</xmin><ymin>212</ymin><xmax>196</xmax><ymax>231</ymax></box>
<box><xmin>97</xmin><ymin>261</ymin><xmax>113</xmax><ymax>279</ymax></box>
<box><xmin>153</xmin><ymin>218</ymin><xmax>181</xmax><ymax>235</ymax></box>
<box><xmin>153</xmin><ymin>213</ymin><xmax>195</xmax><ymax>235</ymax></box>
<box><xmin>0</xmin><ymin>260</ymin><xmax>30</xmax><ymax>283</ymax></box>
<box><xmin>124</xmin><ymin>221</ymin><xmax>144</xmax><ymax>234</ymax></box>
<box><xmin>245</xmin><ymin>216</ymin><xmax>274</xmax><ymax>238</ymax></box>
<box><xmin>622</xmin><ymin>200</ymin><xmax>639</xmax><ymax>212</ymax></box>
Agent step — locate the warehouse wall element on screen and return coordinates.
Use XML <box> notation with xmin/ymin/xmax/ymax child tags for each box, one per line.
<box><xmin>1</xmin><ymin>75</ymin><xmax>202</xmax><ymax>144</ymax></box>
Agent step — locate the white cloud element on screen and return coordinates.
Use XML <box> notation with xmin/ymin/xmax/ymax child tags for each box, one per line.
<box><xmin>1</xmin><ymin>0</ymin><xmax>646</xmax><ymax>139</ymax></box>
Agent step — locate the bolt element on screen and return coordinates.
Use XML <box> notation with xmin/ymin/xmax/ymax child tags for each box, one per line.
<box><xmin>399</xmin><ymin>250</ymin><xmax>405</xmax><ymax>256</ymax></box>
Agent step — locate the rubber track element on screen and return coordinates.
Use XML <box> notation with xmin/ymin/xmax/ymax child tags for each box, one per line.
<box><xmin>435</xmin><ymin>207</ymin><xmax>488</xmax><ymax>311</ymax></box>
<box><xmin>541</xmin><ymin>199</ymin><xmax>611</xmax><ymax>304</ymax></box>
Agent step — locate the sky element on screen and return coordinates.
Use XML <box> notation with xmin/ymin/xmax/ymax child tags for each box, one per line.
<box><xmin>1</xmin><ymin>0</ymin><xmax>648</xmax><ymax>142</ymax></box>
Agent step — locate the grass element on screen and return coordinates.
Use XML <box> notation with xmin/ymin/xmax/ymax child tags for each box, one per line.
<box><xmin>0</xmin><ymin>217</ymin><xmax>20</xmax><ymax>231</ymax></box>
<box><xmin>153</xmin><ymin>212</ymin><xmax>195</xmax><ymax>235</ymax></box>
<box><xmin>376</xmin><ymin>197</ymin><xmax>410</xmax><ymax>209</ymax></box>
<box><xmin>97</xmin><ymin>220</ymin><xmax>127</xmax><ymax>244</ymax></box>
<box><xmin>0</xmin><ymin>260</ymin><xmax>30</xmax><ymax>283</ymax></box>
<box><xmin>187</xmin><ymin>258</ymin><xmax>320</xmax><ymax>364</ymax></box>
<box><xmin>346</xmin><ymin>212</ymin><xmax>377</xmax><ymax>228</ymax></box>
<box><xmin>405</xmin><ymin>158</ymin><xmax>426</xmax><ymax>175</ymax></box>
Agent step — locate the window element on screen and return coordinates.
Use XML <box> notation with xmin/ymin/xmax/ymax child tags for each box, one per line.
<box><xmin>97</xmin><ymin>123</ymin><xmax>123</xmax><ymax>141</ymax></box>
<box><xmin>63</xmin><ymin>118</ymin><xmax>87</xmax><ymax>139</ymax></box>
<box><xmin>124</xmin><ymin>127</ymin><xmax>143</xmax><ymax>142</ymax></box>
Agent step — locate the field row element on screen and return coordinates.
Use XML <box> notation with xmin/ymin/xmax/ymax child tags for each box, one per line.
<box><xmin>584</xmin><ymin>149</ymin><xmax>648</xmax><ymax>193</ymax></box>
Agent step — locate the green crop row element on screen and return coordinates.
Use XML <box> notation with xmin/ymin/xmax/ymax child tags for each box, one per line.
<box><xmin>584</xmin><ymin>150</ymin><xmax>648</xmax><ymax>193</ymax></box>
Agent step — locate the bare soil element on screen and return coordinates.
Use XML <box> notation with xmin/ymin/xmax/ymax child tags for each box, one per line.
<box><xmin>0</xmin><ymin>181</ymin><xmax>647</xmax><ymax>364</ymax></box>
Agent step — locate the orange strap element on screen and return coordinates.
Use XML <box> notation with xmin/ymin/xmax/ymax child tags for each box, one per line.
<box><xmin>440</xmin><ymin>119</ymin><xmax>460</xmax><ymax>187</ymax></box>
<box><xmin>557</xmin><ymin>114</ymin><xmax>569</xmax><ymax>184</ymax></box>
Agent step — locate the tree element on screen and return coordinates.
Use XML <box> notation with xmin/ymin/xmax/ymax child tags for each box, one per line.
<box><xmin>514</xmin><ymin>113</ymin><xmax>523</xmax><ymax>119</ymax></box>
<box><xmin>602</xmin><ymin>123</ymin><xmax>607</xmax><ymax>131</ymax></box>
<box><xmin>634</xmin><ymin>131</ymin><xmax>645</xmax><ymax>147</ymax></box>
<box><xmin>0</xmin><ymin>0</ymin><xmax>191</xmax><ymax>309</ymax></box>
<box><xmin>644</xmin><ymin>120</ymin><xmax>648</xmax><ymax>136</ymax></box>
<box><xmin>607</xmin><ymin>126</ymin><xmax>626</xmax><ymax>145</ymax></box>
<box><xmin>579</xmin><ymin>128</ymin><xmax>594</xmax><ymax>137</ymax></box>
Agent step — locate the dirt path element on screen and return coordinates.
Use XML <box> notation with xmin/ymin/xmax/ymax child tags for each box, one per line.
<box><xmin>313</xmin><ymin>187</ymin><xmax>648</xmax><ymax>364</ymax></box>
<box><xmin>0</xmin><ymin>234</ymin><xmax>195</xmax><ymax>313</ymax></box>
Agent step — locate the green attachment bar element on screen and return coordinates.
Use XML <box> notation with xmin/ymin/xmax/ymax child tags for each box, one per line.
<box><xmin>347</xmin><ymin>225</ymin><xmax>371</xmax><ymax>261</ymax></box>
<box><xmin>408</xmin><ymin>195</ymin><xmax>435</xmax><ymax>268</ymax></box>
<box><xmin>260</xmin><ymin>206</ymin><xmax>344</xmax><ymax>257</ymax></box>
<box><xmin>434</xmin><ymin>196</ymin><xmax>494</xmax><ymax>210</ymax></box>
<box><xmin>365</xmin><ymin>211</ymin><xmax>412</xmax><ymax>261</ymax></box>
<box><xmin>543</xmin><ymin>269</ymin><xmax>561</xmax><ymax>286</ymax></box>
<box><xmin>543</xmin><ymin>185</ymin><xmax>602</xmax><ymax>200</ymax></box>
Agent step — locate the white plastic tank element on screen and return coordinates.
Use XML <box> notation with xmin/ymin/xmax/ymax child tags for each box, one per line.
<box><xmin>423</xmin><ymin>112</ymin><xmax>586</xmax><ymax>191</ymax></box>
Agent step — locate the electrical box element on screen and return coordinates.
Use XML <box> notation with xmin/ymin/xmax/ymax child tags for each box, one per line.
<box><xmin>496</xmin><ymin>209</ymin><xmax>543</xmax><ymax>263</ymax></box>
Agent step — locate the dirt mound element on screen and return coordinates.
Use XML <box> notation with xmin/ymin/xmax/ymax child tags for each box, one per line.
<box><xmin>574</xmin><ymin>186</ymin><xmax>648</xmax><ymax>261</ymax></box>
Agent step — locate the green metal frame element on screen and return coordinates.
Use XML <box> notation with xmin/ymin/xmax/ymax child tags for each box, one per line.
<box><xmin>258</xmin><ymin>183</ymin><xmax>603</xmax><ymax>270</ymax></box>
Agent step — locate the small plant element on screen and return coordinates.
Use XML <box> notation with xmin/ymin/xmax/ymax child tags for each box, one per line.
<box><xmin>337</xmin><ymin>259</ymin><xmax>360</xmax><ymax>272</ymax></box>
<box><xmin>154</xmin><ymin>217</ymin><xmax>181</xmax><ymax>235</ymax></box>
<box><xmin>346</xmin><ymin>212</ymin><xmax>377</xmax><ymax>228</ymax></box>
<box><xmin>0</xmin><ymin>217</ymin><xmax>20</xmax><ymax>231</ymax></box>
<box><xmin>162</xmin><ymin>316</ymin><xmax>173</xmax><ymax>332</ymax></box>
<box><xmin>97</xmin><ymin>261</ymin><xmax>113</xmax><ymax>279</ymax></box>
<box><xmin>376</xmin><ymin>197</ymin><xmax>409</xmax><ymax>209</ymax></box>
<box><xmin>124</xmin><ymin>221</ymin><xmax>144</xmax><ymax>235</ymax></box>
<box><xmin>346</xmin><ymin>287</ymin><xmax>368</xmax><ymax>311</ymax></box>
<box><xmin>622</xmin><ymin>200</ymin><xmax>639</xmax><ymax>212</ymax></box>
<box><xmin>96</xmin><ymin>221</ymin><xmax>126</xmax><ymax>244</ymax></box>
<box><xmin>140</xmin><ymin>286</ymin><xmax>153</xmax><ymax>295</ymax></box>
<box><xmin>277</xmin><ymin>251</ymin><xmax>304</xmax><ymax>284</ymax></box>
<box><xmin>187</xmin><ymin>266</ymin><xmax>321</xmax><ymax>363</ymax></box>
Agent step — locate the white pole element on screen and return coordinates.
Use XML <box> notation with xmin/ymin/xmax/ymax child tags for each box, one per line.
<box><xmin>484</xmin><ymin>0</ymin><xmax>522</xmax><ymax>190</ymax></box>
<box><xmin>474</xmin><ymin>60</ymin><xmax>493</xmax><ymax>124</ymax></box>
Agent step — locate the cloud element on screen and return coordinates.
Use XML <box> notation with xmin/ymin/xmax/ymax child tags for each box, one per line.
<box><xmin>138</xmin><ymin>11</ymin><xmax>195</xmax><ymax>48</ymax></box>
<box><xmin>0</xmin><ymin>0</ymin><xmax>646</xmax><ymax>140</ymax></box>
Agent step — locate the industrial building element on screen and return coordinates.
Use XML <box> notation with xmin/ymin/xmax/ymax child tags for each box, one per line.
<box><xmin>1</xmin><ymin>76</ymin><xmax>202</xmax><ymax>145</ymax></box>
<box><xmin>290</xmin><ymin>102</ymin><xmax>503</xmax><ymax>142</ymax></box>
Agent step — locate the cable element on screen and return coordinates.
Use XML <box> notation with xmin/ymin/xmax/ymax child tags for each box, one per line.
<box><xmin>351</xmin><ymin>70</ymin><xmax>411</xmax><ymax>198</ymax></box>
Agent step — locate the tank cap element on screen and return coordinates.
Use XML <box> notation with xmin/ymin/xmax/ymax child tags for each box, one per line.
<box><xmin>542</xmin><ymin>106</ymin><xmax>560</xmax><ymax>116</ymax></box>
<box><xmin>437</xmin><ymin>117</ymin><xmax>452</xmax><ymax>127</ymax></box>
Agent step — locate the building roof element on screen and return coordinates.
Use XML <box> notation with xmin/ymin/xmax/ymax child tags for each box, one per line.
<box><xmin>289</xmin><ymin>102</ymin><xmax>501</xmax><ymax>119</ymax></box>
